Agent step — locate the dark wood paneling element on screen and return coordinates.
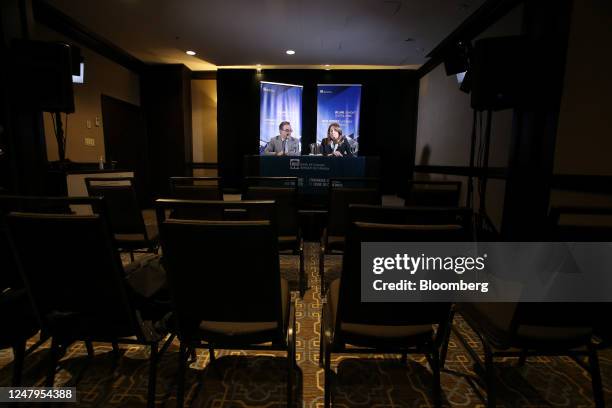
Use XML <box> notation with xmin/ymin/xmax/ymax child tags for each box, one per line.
<box><xmin>500</xmin><ymin>0</ymin><xmax>573</xmax><ymax>239</ymax></box>
<box><xmin>551</xmin><ymin>175</ymin><xmax>612</xmax><ymax>195</ymax></box>
<box><xmin>141</xmin><ymin>64</ymin><xmax>193</xmax><ymax>197</ymax></box>
<box><xmin>101</xmin><ymin>94</ymin><xmax>150</xmax><ymax>203</ymax></box>
<box><xmin>192</xmin><ymin>71</ymin><xmax>217</xmax><ymax>80</ymax></box>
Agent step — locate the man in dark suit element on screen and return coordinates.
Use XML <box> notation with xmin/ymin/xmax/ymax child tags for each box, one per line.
<box><xmin>263</xmin><ymin>121</ymin><xmax>301</xmax><ymax>156</ymax></box>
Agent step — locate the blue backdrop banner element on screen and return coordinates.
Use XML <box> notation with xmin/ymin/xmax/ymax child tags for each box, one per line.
<box><xmin>316</xmin><ymin>84</ymin><xmax>362</xmax><ymax>148</ymax></box>
<box><xmin>259</xmin><ymin>81</ymin><xmax>303</xmax><ymax>153</ymax></box>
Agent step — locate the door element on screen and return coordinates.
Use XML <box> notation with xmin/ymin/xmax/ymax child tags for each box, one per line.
<box><xmin>101</xmin><ymin>94</ymin><xmax>150</xmax><ymax>204</ymax></box>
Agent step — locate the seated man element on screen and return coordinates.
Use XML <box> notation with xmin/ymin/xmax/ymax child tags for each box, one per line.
<box><xmin>263</xmin><ymin>121</ymin><xmax>301</xmax><ymax>156</ymax></box>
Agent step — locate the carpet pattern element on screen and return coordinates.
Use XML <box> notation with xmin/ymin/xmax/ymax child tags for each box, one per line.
<box><xmin>0</xmin><ymin>243</ymin><xmax>610</xmax><ymax>407</ymax></box>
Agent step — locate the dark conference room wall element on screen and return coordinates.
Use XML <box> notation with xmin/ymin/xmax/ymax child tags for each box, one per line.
<box><xmin>216</xmin><ymin>69</ymin><xmax>419</xmax><ymax>193</ymax></box>
<box><xmin>415</xmin><ymin>4</ymin><xmax>523</xmax><ymax>230</ymax></box>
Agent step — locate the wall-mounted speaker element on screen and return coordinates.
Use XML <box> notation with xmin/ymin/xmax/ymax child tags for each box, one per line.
<box><xmin>11</xmin><ymin>40</ymin><xmax>75</xmax><ymax>113</ymax></box>
<box><xmin>470</xmin><ymin>36</ymin><xmax>551</xmax><ymax>111</ymax></box>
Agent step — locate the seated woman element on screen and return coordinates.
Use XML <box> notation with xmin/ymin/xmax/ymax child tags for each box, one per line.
<box><xmin>321</xmin><ymin>123</ymin><xmax>354</xmax><ymax>157</ymax></box>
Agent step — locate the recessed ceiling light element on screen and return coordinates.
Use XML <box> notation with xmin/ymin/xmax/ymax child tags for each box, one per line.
<box><xmin>286</xmin><ymin>49</ymin><xmax>295</xmax><ymax>55</ymax></box>
<box><xmin>186</xmin><ymin>50</ymin><xmax>196</xmax><ymax>56</ymax></box>
<box><xmin>324</xmin><ymin>64</ymin><xmax>330</xmax><ymax>67</ymax></box>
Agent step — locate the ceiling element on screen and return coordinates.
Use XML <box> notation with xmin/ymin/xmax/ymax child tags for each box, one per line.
<box><xmin>44</xmin><ymin>0</ymin><xmax>486</xmax><ymax>71</ymax></box>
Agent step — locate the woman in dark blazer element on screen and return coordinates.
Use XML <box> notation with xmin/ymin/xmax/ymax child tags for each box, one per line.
<box><xmin>321</xmin><ymin>123</ymin><xmax>354</xmax><ymax>157</ymax></box>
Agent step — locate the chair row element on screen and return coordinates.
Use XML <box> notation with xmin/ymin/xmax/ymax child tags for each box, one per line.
<box><xmin>169</xmin><ymin>176</ymin><xmax>463</xmax><ymax>207</ymax></box>
<box><xmin>0</xmin><ymin>196</ymin><xmax>298</xmax><ymax>407</ymax></box>
<box><xmin>2</xmin><ymin>194</ymin><xmax>608</xmax><ymax>407</ymax></box>
<box><xmin>320</xmin><ymin>204</ymin><xmax>611</xmax><ymax>408</ymax></box>
<box><xmin>81</xmin><ymin>175</ymin><xmax>461</xmax><ymax>297</ymax></box>
<box><xmin>2</xmin><ymin>197</ymin><xmax>454</xmax><ymax>406</ymax></box>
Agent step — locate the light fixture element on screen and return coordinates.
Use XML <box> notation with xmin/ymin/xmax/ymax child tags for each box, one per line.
<box><xmin>186</xmin><ymin>50</ymin><xmax>196</xmax><ymax>56</ymax></box>
<box><xmin>256</xmin><ymin>64</ymin><xmax>262</xmax><ymax>73</ymax></box>
<box><xmin>286</xmin><ymin>49</ymin><xmax>295</xmax><ymax>55</ymax></box>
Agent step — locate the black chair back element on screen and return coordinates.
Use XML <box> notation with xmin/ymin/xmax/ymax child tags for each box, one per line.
<box><xmin>0</xmin><ymin>195</ymin><xmax>106</xmax><ymax>290</ymax></box>
<box><xmin>155</xmin><ymin>199</ymin><xmax>276</xmax><ymax>229</ymax></box>
<box><xmin>516</xmin><ymin>206</ymin><xmax>612</xmax><ymax>331</ymax></box>
<box><xmin>327</xmin><ymin>177</ymin><xmax>381</xmax><ymax>236</ymax></box>
<box><xmin>85</xmin><ymin>177</ymin><xmax>147</xmax><ymax>236</ymax></box>
<box><xmin>169</xmin><ymin>177</ymin><xmax>222</xmax><ymax>201</ymax></box>
<box><xmin>244</xmin><ymin>177</ymin><xmax>298</xmax><ymax>236</ymax></box>
<box><xmin>549</xmin><ymin>206</ymin><xmax>612</xmax><ymax>241</ymax></box>
<box><xmin>405</xmin><ymin>180</ymin><xmax>462</xmax><ymax>207</ymax></box>
<box><xmin>6</xmin><ymin>209</ymin><xmax>139</xmax><ymax>339</ymax></box>
<box><xmin>160</xmin><ymin>219</ymin><xmax>283</xmax><ymax>339</ymax></box>
<box><xmin>349</xmin><ymin>204</ymin><xmax>473</xmax><ymax>233</ymax></box>
<box><xmin>336</xmin><ymin>220</ymin><xmax>466</xmax><ymax>336</ymax></box>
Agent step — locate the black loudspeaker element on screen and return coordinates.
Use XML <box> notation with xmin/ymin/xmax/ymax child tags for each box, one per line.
<box><xmin>11</xmin><ymin>40</ymin><xmax>75</xmax><ymax>113</ymax></box>
<box><xmin>444</xmin><ymin>41</ymin><xmax>470</xmax><ymax>76</ymax></box>
<box><xmin>470</xmin><ymin>36</ymin><xmax>536</xmax><ymax>111</ymax></box>
<box><xmin>70</xmin><ymin>45</ymin><xmax>82</xmax><ymax>75</ymax></box>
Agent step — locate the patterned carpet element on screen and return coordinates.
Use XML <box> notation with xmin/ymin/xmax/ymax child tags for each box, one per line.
<box><xmin>1</xmin><ymin>243</ymin><xmax>611</xmax><ymax>407</ymax></box>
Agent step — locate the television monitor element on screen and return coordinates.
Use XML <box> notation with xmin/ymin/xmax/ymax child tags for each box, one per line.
<box><xmin>72</xmin><ymin>62</ymin><xmax>85</xmax><ymax>84</ymax></box>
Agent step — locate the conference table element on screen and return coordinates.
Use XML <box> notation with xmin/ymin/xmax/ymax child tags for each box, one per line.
<box><xmin>244</xmin><ymin>154</ymin><xmax>379</xmax><ymax>197</ymax></box>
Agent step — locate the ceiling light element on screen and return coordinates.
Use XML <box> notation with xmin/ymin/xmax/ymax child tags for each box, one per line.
<box><xmin>286</xmin><ymin>49</ymin><xmax>295</xmax><ymax>55</ymax></box>
<box><xmin>324</xmin><ymin>64</ymin><xmax>330</xmax><ymax>67</ymax></box>
<box><xmin>185</xmin><ymin>50</ymin><xmax>196</xmax><ymax>56</ymax></box>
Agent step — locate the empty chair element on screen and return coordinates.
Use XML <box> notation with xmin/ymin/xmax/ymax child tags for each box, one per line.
<box><xmin>549</xmin><ymin>206</ymin><xmax>612</xmax><ymax>242</ymax></box>
<box><xmin>0</xmin><ymin>195</ymin><xmax>92</xmax><ymax>385</ymax></box>
<box><xmin>169</xmin><ymin>176</ymin><xmax>222</xmax><ymax>200</ymax></box>
<box><xmin>85</xmin><ymin>177</ymin><xmax>158</xmax><ymax>260</ymax></box>
<box><xmin>320</xmin><ymin>211</ymin><xmax>470</xmax><ymax>408</ymax></box>
<box><xmin>405</xmin><ymin>180</ymin><xmax>462</xmax><ymax>207</ymax></box>
<box><xmin>320</xmin><ymin>178</ymin><xmax>381</xmax><ymax>292</ymax></box>
<box><xmin>158</xmin><ymin>216</ymin><xmax>297</xmax><ymax>407</ymax></box>
<box><xmin>243</xmin><ymin>177</ymin><xmax>305</xmax><ymax>296</ymax></box>
<box><xmin>6</xmin><ymin>198</ymin><xmax>174</xmax><ymax>408</ymax></box>
<box><xmin>0</xmin><ymin>225</ymin><xmax>40</xmax><ymax>386</ymax></box>
<box><xmin>455</xmin><ymin>302</ymin><xmax>604</xmax><ymax>408</ymax></box>
<box><xmin>455</xmin><ymin>206</ymin><xmax>609</xmax><ymax>408</ymax></box>
<box><xmin>549</xmin><ymin>206</ymin><xmax>612</xmax><ymax>349</ymax></box>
